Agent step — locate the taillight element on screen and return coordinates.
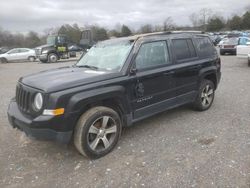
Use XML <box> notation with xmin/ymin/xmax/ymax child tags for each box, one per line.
<box><xmin>216</xmin><ymin>58</ymin><xmax>221</xmax><ymax>70</ymax></box>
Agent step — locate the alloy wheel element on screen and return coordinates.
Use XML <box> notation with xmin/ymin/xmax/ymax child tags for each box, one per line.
<box><xmin>87</xmin><ymin>116</ymin><xmax>117</xmax><ymax>152</ymax></box>
<box><xmin>201</xmin><ymin>85</ymin><xmax>214</xmax><ymax>107</ymax></box>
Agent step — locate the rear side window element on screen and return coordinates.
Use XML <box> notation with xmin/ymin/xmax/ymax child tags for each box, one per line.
<box><xmin>196</xmin><ymin>37</ymin><xmax>216</xmax><ymax>58</ymax></box>
<box><xmin>172</xmin><ymin>39</ymin><xmax>197</xmax><ymax>61</ymax></box>
<box><xmin>19</xmin><ymin>49</ymin><xmax>29</xmax><ymax>53</ymax></box>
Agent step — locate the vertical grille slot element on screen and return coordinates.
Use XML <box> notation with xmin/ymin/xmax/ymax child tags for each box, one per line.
<box><xmin>16</xmin><ymin>84</ymin><xmax>31</xmax><ymax>113</ymax></box>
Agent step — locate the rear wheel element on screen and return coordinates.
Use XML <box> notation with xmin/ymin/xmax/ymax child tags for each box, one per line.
<box><xmin>48</xmin><ymin>53</ymin><xmax>58</xmax><ymax>63</ymax></box>
<box><xmin>193</xmin><ymin>79</ymin><xmax>215</xmax><ymax>111</ymax></box>
<box><xmin>74</xmin><ymin>106</ymin><xmax>122</xmax><ymax>159</ymax></box>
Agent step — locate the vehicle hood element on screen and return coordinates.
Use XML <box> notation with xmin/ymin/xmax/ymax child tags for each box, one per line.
<box><xmin>0</xmin><ymin>53</ymin><xmax>6</xmax><ymax>57</ymax></box>
<box><xmin>35</xmin><ymin>44</ymin><xmax>54</xmax><ymax>49</ymax></box>
<box><xmin>20</xmin><ymin>66</ymin><xmax>122</xmax><ymax>93</ymax></box>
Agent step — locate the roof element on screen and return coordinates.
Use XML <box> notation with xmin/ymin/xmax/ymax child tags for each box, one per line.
<box><xmin>99</xmin><ymin>31</ymin><xmax>206</xmax><ymax>46</ymax></box>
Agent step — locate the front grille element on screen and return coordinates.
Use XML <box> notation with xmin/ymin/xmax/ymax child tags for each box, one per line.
<box><xmin>35</xmin><ymin>49</ymin><xmax>41</xmax><ymax>56</ymax></box>
<box><xmin>16</xmin><ymin>84</ymin><xmax>31</xmax><ymax>113</ymax></box>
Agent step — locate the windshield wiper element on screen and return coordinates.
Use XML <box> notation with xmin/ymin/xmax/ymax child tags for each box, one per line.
<box><xmin>75</xmin><ymin>65</ymin><xmax>99</xmax><ymax>70</ymax></box>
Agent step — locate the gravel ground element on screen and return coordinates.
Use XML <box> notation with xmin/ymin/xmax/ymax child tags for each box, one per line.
<box><xmin>0</xmin><ymin>56</ymin><xmax>250</xmax><ymax>188</ymax></box>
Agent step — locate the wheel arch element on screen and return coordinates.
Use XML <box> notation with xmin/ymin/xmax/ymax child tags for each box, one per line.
<box><xmin>0</xmin><ymin>57</ymin><xmax>8</xmax><ymax>63</ymax></box>
<box><xmin>199</xmin><ymin>67</ymin><xmax>218</xmax><ymax>89</ymax></box>
<box><xmin>66</xmin><ymin>86</ymin><xmax>132</xmax><ymax>127</ymax></box>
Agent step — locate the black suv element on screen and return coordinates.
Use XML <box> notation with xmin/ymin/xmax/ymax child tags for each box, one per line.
<box><xmin>8</xmin><ymin>32</ymin><xmax>221</xmax><ymax>158</ymax></box>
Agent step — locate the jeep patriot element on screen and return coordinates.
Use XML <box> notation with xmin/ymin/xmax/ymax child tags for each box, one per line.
<box><xmin>8</xmin><ymin>32</ymin><xmax>221</xmax><ymax>158</ymax></box>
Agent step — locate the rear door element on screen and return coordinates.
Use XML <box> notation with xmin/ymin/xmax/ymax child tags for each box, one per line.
<box><xmin>237</xmin><ymin>38</ymin><xmax>250</xmax><ymax>58</ymax></box>
<box><xmin>170</xmin><ymin>38</ymin><xmax>200</xmax><ymax>101</ymax></box>
<box><xmin>18</xmin><ymin>49</ymin><xmax>30</xmax><ymax>60</ymax></box>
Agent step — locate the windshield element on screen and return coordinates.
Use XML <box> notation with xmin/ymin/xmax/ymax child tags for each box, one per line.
<box><xmin>47</xmin><ymin>36</ymin><xmax>56</xmax><ymax>45</ymax></box>
<box><xmin>76</xmin><ymin>39</ymin><xmax>133</xmax><ymax>71</ymax></box>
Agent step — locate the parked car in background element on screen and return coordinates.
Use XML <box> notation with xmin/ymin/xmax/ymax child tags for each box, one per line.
<box><xmin>0</xmin><ymin>48</ymin><xmax>36</xmax><ymax>63</ymax></box>
<box><xmin>219</xmin><ymin>37</ymin><xmax>238</xmax><ymax>55</ymax></box>
<box><xmin>237</xmin><ymin>39</ymin><xmax>250</xmax><ymax>67</ymax></box>
<box><xmin>0</xmin><ymin>47</ymin><xmax>11</xmax><ymax>54</ymax></box>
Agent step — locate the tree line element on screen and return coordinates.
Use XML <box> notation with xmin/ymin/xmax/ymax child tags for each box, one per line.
<box><xmin>190</xmin><ymin>8</ymin><xmax>250</xmax><ymax>32</ymax></box>
<box><xmin>0</xmin><ymin>9</ymin><xmax>250</xmax><ymax>49</ymax></box>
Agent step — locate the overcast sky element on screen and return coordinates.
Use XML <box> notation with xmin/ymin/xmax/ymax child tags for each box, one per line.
<box><xmin>0</xmin><ymin>0</ymin><xmax>250</xmax><ymax>34</ymax></box>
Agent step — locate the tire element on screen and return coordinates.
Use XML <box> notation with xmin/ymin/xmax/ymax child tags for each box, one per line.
<box><xmin>193</xmin><ymin>79</ymin><xmax>215</xmax><ymax>111</ymax></box>
<box><xmin>0</xmin><ymin>57</ymin><xmax>8</xmax><ymax>63</ymax></box>
<box><xmin>248</xmin><ymin>58</ymin><xmax>250</xmax><ymax>67</ymax></box>
<box><xmin>48</xmin><ymin>53</ymin><xmax>58</xmax><ymax>63</ymax></box>
<box><xmin>28</xmin><ymin>56</ymin><xmax>36</xmax><ymax>62</ymax></box>
<box><xmin>0</xmin><ymin>58</ymin><xmax>8</xmax><ymax>63</ymax></box>
<box><xmin>74</xmin><ymin>106</ymin><xmax>122</xmax><ymax>159</ymax></box>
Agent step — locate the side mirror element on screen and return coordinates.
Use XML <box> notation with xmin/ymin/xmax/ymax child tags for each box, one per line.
<box><xmin>130</xmin><ymin>68</ymin><xmax>137</xmax><ymax>75</ymax></box>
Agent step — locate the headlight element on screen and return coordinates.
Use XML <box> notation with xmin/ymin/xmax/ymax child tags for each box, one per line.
<box><xmin>42</xmin><ymin>50</ymin><xmax>48</xmax><ymax>54</ymax></box>
<box><xmin>33</xmin><ymin>93</ymin><xmax>43</xmax><ymax>111</ymax></box>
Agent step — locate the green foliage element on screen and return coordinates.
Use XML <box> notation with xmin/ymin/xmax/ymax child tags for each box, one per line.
<box><xmin>121</xmin><ymin>25</ymin><xmax>132</xmax><ymax>37</ymax></box>
<box><xmin>26</xmin><ymin>31</ymin><xmax>41</xmax><ymax>48</ymax></box>
<box><xmin>242</xmin><ymin>11</ymin><xmax>250</xmax><ymax>29</ymax></box>
<box><xmin>227</xmin><ymin>16</ymin><xmax>242</xmax><ymax>30</ymax></box>
<box><xmin>90</xmin><ymin>26</ymin><xmax>109</xmax><ymax>41</ymax></box>
<box><xmin>207</xmin><ymin>17</ymin><xmax>225</xmax><ymax>31</ymax></box>
<box><xmin>108</xmin><ymin>30</ymin><xmax>121</xmax><ymax>38</ymax></box>
<box><xmin>139</xmin><ymin>24</ymin><xmax>153</xmax><ymax>33</ymax></box>
<box><xmin>58</xmin><ymin>24</ymin><xmax>81</xmax><ymax>43</ymax></box>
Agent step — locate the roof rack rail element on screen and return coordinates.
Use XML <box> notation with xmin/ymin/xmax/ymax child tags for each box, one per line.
<box><xmin>131</xmin><ymin>31</ymin><xmax>206</xmax><ymax>41</ymax></box>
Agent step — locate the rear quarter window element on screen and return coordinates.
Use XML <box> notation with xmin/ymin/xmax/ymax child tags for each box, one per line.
<box><xmin>172</xmin><ymin>38</ymin><xmax>197</xmax><ymax>61</ymax></box>
<box><xmin>196</xmin><ymin>37</ymin><xmax>216</xmax><ymax>58</ymax></box>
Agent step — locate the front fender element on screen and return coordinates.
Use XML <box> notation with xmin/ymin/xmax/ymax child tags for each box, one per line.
<box><xmin>66</xmin><ymin>85</ymin><xmax>131</xmax><ymax>115</ymax></box>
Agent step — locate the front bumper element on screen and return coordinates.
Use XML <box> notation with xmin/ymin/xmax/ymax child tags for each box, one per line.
<box><xmin>7</xmin><ymin>99</ymin><xmax>72</xmax><ymax>143</ymax></box>
<box><xmin>38</xmin><ymin>54</ymin><xmax>48</xmax><ymax>61</ymax></box>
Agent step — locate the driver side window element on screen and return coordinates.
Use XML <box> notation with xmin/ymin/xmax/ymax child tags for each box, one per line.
<box><xmin>135</xmin><ymin>41</ymin><xmax>170</xmax><ymax>70</ymax></box>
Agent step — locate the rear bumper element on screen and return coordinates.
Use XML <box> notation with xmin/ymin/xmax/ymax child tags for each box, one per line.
<box><xmin>220</xmin><ymin>48</ymin><xmax>236</xmax><ymax>54</ymax></box>
<box><xmin>7</xmin><ymin>99</ymin><xmax>72</xmax><ymax>143</ymax></box>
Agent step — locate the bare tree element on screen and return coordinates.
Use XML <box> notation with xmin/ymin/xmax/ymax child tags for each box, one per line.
<box><xmin>199</xmin><ymin>8</ymin><xmax>212</xmax><ymax>31</ymax></box>
<box><xmin>189</xmin><ymin>13</ymin><xmax>199</xmax><ymax>27</ymax></box>
<box><xmin>189</xmin><ymin>8</ymin><xmax>212</xmax><ymax>31</ymax></box>
<box><xmin>163</xmin><ymin>17</ymin><xmax>175</xmax><ymax>31</ymax></box>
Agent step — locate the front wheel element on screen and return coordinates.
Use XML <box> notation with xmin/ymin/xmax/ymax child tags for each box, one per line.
<box><xmin>193</xmin><ymin>79</ymin><xmax>215</xmax><ymax>111</ymax></box>
<box><xmin>0</xmin><ymin>58</ymin><xmax>8</xmax><ymax>63</ymax></box>
<box><xmin>74</xmin><ymin>106</ymin><xmax>122</xmax><ymax>159</ymax></box>
<box><xmin>48</xmin><ymin>53</ymin><xmax>58</xmax><ymax>63</ymax></box>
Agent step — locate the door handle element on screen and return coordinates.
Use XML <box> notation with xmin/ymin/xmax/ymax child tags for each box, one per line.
<box><xmin>163</xmin><ymin>71</ymin><xmax>175</xmax><ymax>76</ymax></box>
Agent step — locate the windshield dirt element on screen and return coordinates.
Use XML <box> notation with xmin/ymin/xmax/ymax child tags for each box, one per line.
<box><xmin>76</xmin><ymin>40</ymin><xmax>133</xmax><ymax>71</ymax></box>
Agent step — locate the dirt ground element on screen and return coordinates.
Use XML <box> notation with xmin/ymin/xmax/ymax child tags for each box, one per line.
<box><xmin>0</xmin><ymin>56</ymin><xmax>250</xmax><ymax>188</ymax></box>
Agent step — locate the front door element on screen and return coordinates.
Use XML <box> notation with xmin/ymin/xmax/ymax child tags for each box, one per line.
<box><xmin>130</xmin><ymin>40</ymin><xmax>176</xmax><ymax>120</ymax></box>
<box><xmin>6</xmin><ymin>49</ymin><xmax>20</xmax><ymax>61</ymax></box>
